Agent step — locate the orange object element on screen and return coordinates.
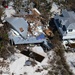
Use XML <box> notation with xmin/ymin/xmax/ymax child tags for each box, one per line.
<box><xmin>44</xmin><ymin>28</ymin><xmax>54</xmax><ymax>37</ymax></box>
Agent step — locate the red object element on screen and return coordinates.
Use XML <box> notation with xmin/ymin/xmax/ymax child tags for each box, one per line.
<box><xmin>5</xmin><ymin>6</ymin><xmax>8</xmax><ymax>8</ymax></box>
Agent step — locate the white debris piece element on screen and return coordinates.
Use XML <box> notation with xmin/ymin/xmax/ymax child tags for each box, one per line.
<box><xmin>33</xmin><ymin>31</ymin><xmax>39</xmax><ymax>36</ymax></box>
<box><xmin>4</xmin><ymin>6</ymin><xmax>16</xmax><ymax>17</ymax></box>
<box><xmin>37</xmin><ymin>26</ymin><xmax>43</xmax><ymax>33</ymax></box>
<box><xmin>51</xmin><ymin>2</ymin><xmax>58</xmax><ymax>12</ymax></box>
<box><xmin>8</xmin><ymin>1</ymin><xmax>14</xmax><ymax>6</ymax></box>
<box><xmin>30</xmin><ymin>23</ymin><xmax>34</xmax><ymax>27</ymax></box>
<box><xmin>1</xmin><ymin>6</ymin><xmax>16</xmax><ymax>22</ymax></box>
<box><xmin>50</xmin><ymin>2</ymin><xmax>61</xmax><ymax>16</ymax></box>
<box><xmin>63</xmin><ymin>40</ymin><xmax>69</xmax><ymax>49</ymax></box>
<box><xmin>32</xmin><ymin>8</ymin><xmax>41</xmax><ymax>15</ymax></box>
<box><xmin>28</xmin><ymin>2</ymin><xmax>35</xmax><ymax>9</ymax></box>
<box><xmin>32</xmin><ymin>46</ymin><xmax>47</xmax><ymax>57</ymax></box>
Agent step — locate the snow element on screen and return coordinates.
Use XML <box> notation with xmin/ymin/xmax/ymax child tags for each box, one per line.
<box><xmin>65</xmin><ymin>52</ymin><xmax>75</xmax><ymax>74</ymax></box>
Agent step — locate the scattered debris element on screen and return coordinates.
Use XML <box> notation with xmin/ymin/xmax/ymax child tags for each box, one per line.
<box><xmin>0</xmin><ymin>0</ymin><xmax>74</xmax><ymax>75</ymax></box>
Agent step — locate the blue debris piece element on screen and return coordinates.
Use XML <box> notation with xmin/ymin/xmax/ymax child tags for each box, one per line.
<box><xmin>36</xmin><ymin>33</ymin><xmax>45</xmax><ymax>40</ymax></box>
<box><xmin>25</xmin><ymin>60</ymin><xmax>31</xmax><ymax>66</ymax></box>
